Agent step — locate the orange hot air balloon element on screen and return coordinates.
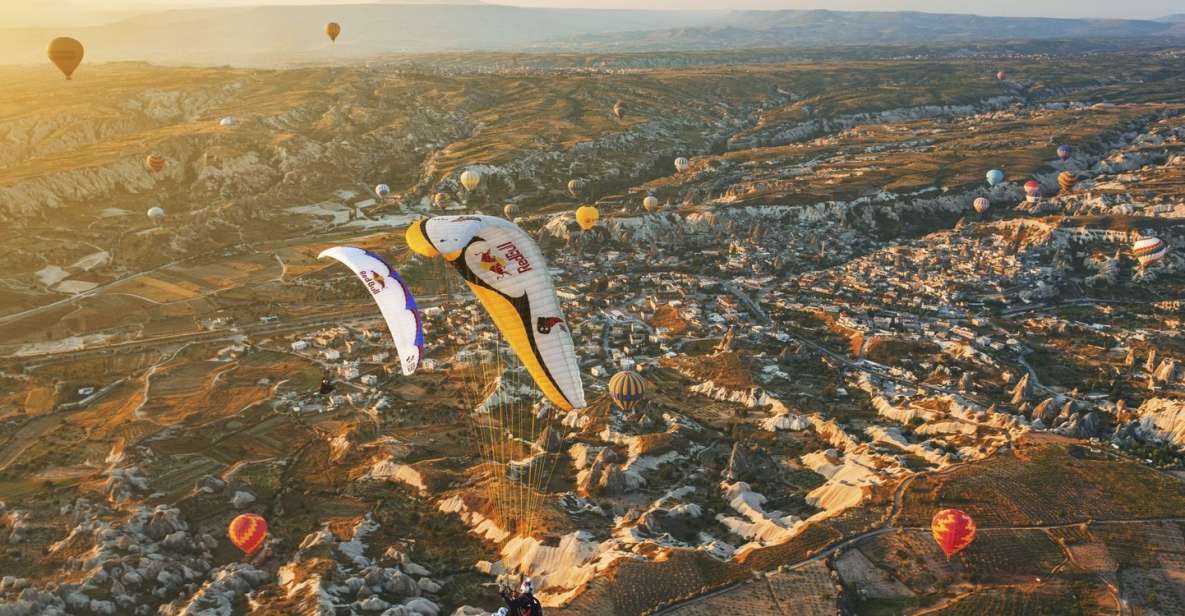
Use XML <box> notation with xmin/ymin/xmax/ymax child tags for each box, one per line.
<box><xmin>325</xmin><ymin>22</ymin><xmax>342</xmax><ymax>42</ymax></box>
<box><xmin>228</xmin><ymin>513</ymin><xmax>268</xmax><ymax>554</ymax></box>
<box><xmin>575</xmin><ymin>205</ymin><xmax>598</xmax><ymax>231</ymax></box>
<box><xmin>932</xmin><ymin>508</ymin><xmax>976</xmax><ymax>558</ymax></box>
<box><xmin>145</xmin><ymin>154</ymin><xmax>166</xmax><ymax>174</ymax></box>
<box><xmin>47</xmin><ymin>37</ymin><xmax>84</xmax><ymax>80</ymax></box>
<box><xmin>1057</xmin><ymin>171</ymin><xmax>1077</xmax><ymax>193</ymax></box>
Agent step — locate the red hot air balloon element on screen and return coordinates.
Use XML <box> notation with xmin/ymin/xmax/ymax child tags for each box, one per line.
<box><xmin>228</xmin><ymin>513</ymin><xmax>268</xmax><ymax>554</ymax></box>
<box><xmin>1024</xmin><ymin>179</ymin><xmax>1042</xmax><ymax>203</ymax></box>
<box><xmin>932</xmin><ymin>509</ymin><xmax>976</xmax><ymax>558</ymax></box>
<box><xmin>996</xmin><ymin>71</ymin><xmax>1006</xmax><ymax>81</ymax></box>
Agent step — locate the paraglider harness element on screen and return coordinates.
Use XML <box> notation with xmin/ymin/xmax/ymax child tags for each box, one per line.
<box><xmin>498</xmin><ymin>583</ymin><xmax>543</xmax><ymax>616</ymax></box>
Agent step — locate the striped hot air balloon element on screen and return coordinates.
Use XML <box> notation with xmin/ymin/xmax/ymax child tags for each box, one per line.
<box><xmin>503</xmin><ymin>203</ymin><xmax>519</xmax><ymax>219</ymax></box>
<box><xmin>643</xmin><ymin>195</ymin><xmax>659</xmax><ymax>212</ymax></box>
<box><xmin>1057</xmin><ymin>171</ymin><xmax>1077</xmax><ymax>193</ymax></box>
<box><xmin>145</xmin><ymin>154</ymin><xmax>166</xmax><ymax>174</ymax></box>
<box><xmin>612</xmin><ymin>101</ymin><xmax>626</xmax><ymax>120</ymax></box>
<box><xmin>1024</xmin><ymin>179</ymin><xmax>1041</xmax><ymax>203</ymax></box>
<box><xmin>608</xmin><ymin>371</ymin><xmax>646</xmax><ymax>412</ymax></box>
<box><xmin>973</xmin><ymin>197</ymin><xmax>990</xmax><ymax>214</ymax></box>
<box><xmin>932</xmin><ymin>508</ymin><xmax>976</xmax><ymax>558</ymax></box>
<box><xmin>228</xmin><ymin>513</ymin><xmax>268</xmax><ymax>555</ymax></box>
<box><xmin>1133</xmin><ymin>237</ymin><xmax>1167</xmax><ymax>268</ymax></box>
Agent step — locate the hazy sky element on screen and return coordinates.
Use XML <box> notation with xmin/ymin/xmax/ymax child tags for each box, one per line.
<box><xmin>8</xmin><ymin>0</ymin><xmax>1183</xmax><ymax>27</ymax></box>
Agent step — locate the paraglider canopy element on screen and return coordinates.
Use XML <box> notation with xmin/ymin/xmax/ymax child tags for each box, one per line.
<box><xmin>47</xmin><ymin>37</ymin><xmax>84</xmax><ymax>80</ymax></box>
<box><xmin>575</xmin><ymin>205</ymin><xmax>598</xmax><ymax>231</ymax></box>
<box><xmin>325</xmin><ymin>22</ymin><xmax>342</xmax><ymax>42</ymax></box>
<box><xmin>319</xmin><ymin>246</ymin><xmax>424</xmax><ymax>375</ymax></box>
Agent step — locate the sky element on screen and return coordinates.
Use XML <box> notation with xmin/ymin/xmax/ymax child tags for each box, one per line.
<box><xmin>6</xmin><ymin>0</ymin><xmax>1182</xmax><ymax>27</ymax></box>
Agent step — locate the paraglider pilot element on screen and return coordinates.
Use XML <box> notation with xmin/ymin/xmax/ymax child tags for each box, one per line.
<box><xmin>498</xmin><ymin>579</ymin><xmax>542</xmax><ymax>616</ymax></box>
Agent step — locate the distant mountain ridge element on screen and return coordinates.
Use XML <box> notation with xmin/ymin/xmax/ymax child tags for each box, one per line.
<box><xmin>0</xmin><ymin>4</ymin><xmax>1182</xmax><ymax>67</ymax></box>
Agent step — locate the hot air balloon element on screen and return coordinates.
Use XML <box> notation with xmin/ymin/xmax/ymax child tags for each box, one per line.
<box><xmin>986</xmin><ymin>169</ymin><xmax>1004</xmax><ymax>186</ymax></box>
<box><xmin>406</xmin><ymin>216</ymin><xmax>585</xmax><ymax>411</ymax></box>
<box><xmin>1024</xmin><ymin>179</ymin><xmax>1041</xmax><ymax>203</ymax></box>
<box><xmin>612</xmin><ymin>101</ymin><xmax>626</xmax><ymax>120</ymax></box>
<box><xmin>567</xmin><ymin>179</ymin><xmax>581</xmax><ymax>198</ymax></box>
<box><xmin>575</xmin><ymin>206</ymin><xmax>598</xmax><ymax>231</ymax></box>
<box><xmin>503</xmin><ymin>203</ymin><xmax>519</xmax><ymax>219</ymax></box>
<box><xmin>1133</xmin><ymin>237</ymin><xmax>1167</xmax><ymax>268</ymax></box>
<box><xmin>145</xmin><ymin>154</ymin><xmax>166</xmax><ymax>174</ymax></box>
<box><xmin>325</xmin><ymin>22</ymin><xmax>342</xmax><ymax>42</ymax></box>
<box><xmin>228</xmin><ymin>513</ymin><xmax>268</xmax><ymax>555</ymax></box>
<box><xmin>47</xmin><ymin>37</ymin><xmax>84</xmax><ymax>80</ymax></box>
<box><xmin>319</xmin><ymin>247</ymin><xmax>423</xmax><ymax>375</ymax></box>
<box><xmin>460</xmin><ymin>170</ymin><xmax>481</xmax><ymax>192</ymax></box>
<box><xmin>973</xmin><ymin>197</ymin><xmax>990</xmax><ymax>214</ymax></box>
<box><xmin>147</xmin><ymin>207</ymin><xmax>165</xmax><ymax>222</ymax></box>
<box><xmin>674</xmin><ymin>157</ymin><xmax>690</xmax><ymax>173</ymax></box>
<box><xmin>1057</xmin><ymin>171</ymin><xmax>1077</xmax><ymax>193</ymax></box>
<box><xmin>643</xmin><ymin>195</ymin><xmax>659</xmax><ymax>212</ymax></box>
<box><xmin>1056</xmin><ymin>144</ymin><xmax>1072</xmax><ymax>161</ymax></box>
<box><xmin>932</xmin><ymin>509</ymin><xmax>976</xmax><ymax>558</ymax></box>
<box><xmin>608</xmin><ymin>371</ymin><xmax>646</xmax><ymax>412</ymax></box>
<box><xmin>375</xmin><ymin>184</ymin><xmax>391</xmax><ymax>199</ymax></box>
<box><xmin>433</xmin><ymin>192</ymin><xmax>450</xmax><ymax>209</ymax></box>
<box><xmin>219</xmin><ymin>117</ymin><xmax>236</xmax><ymax>127</ymax></box>
<box><xmin>996</xmin><ymin>71</ymin><xmax>1006</xmax><ymax>81</ymax></box>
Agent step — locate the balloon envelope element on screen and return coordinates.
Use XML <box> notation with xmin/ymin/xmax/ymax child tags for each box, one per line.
<box><xmin>932</xmin><ymin>509</ymin><xmax>976</xmax><ymax>558</ymax></box>
<box><xmin>674</xmin><ymin>157</ymin><xmax>689</xmax><ymax>173</ymax></box>
<box><xmin>145</xmin><ymin>154</ymin><xmax>166</xmax><ymax>174</ymax></box>
<box><xmin>326</xmin><ymin>22</ymin><xmax>341</xmax><ymax>42</ymax></box>
<box><xmin>1133</xmin><ymin>237</ymin><xmax>1167</xmax><ymax>267</ymax></box>
<box><xmin>147</xmin><ymin>207</ymin><xmax>165</xmax><ymax>221</ymax></box>
<box><xmin>612</xmin><ymin>101</ymin><xmax>626</xmax><ymax>120</ymax></box>
<box><xmin>973</xmin><ymin>197</ymin><xmax>990</xmax><ymax>214</ymax></box>
<box><xmin>608</xmin><ymin>371</ymin><xmax>646</xmax><ymax>411</ymax></box>
<box><xmin>996</xmin><ymin>71</ymin><xmax>1006</xmax><ymax>80</ymax></box>
<box><xmin>229</xmin><ymin>513</ymin><xmax>268</xmax><ymax>554</ymax></box>
<box><xmin>1057</xmin><ymin>171</ymin><xmax>1077</xmax><ymax>193</ymax></box>
<box><xmin>318</xmin><ymin>247</ymin><xmax>423</xmax><ymax>375</ymax></box>
<box><xmin>1024</xmin><ymin>179</ymin><xmax>1041</xmax><ymax>195</ymax></box>
<box><xmin>567</xmin><ymin>179</ymin><xmax>580</xmax><ymax>197</ymax></box>
<box><xmin>643</xmin><ymin>196</ymin><xmax>659</xmax><ymax>212</ymax></box>
<box><xmin>406</xmin><ymin>216</ymin><xmax>585</xmax><ymax>411</ymax></box>
<box><xmin>575</xmin><ymin>206</ymin><xmax>598</xmax><ymax>231</ymax></box>
<box><xmin>47</xmin><ymin>37</ymin><xmax>84</xmax><ymax>80</ymax></box>
<box><xmin>986</xmin><ymin>169</ymin><xmax>1004</xmax><ymax>186</ymax></box>
<box><xmin>503</xmin><ymin>204</ymin><xmax>519</xmax><ymax>219</ymax></box>
<box><xmin>375</xmin><ymin>184</ymin><xmax>391</xmax><ymax>198</ymax></box>
<box><xmin>460</xmin><ymin>170</ymin><xmax>481</xmax><ymax>192</ymax></box>
<box><xmin>219</xmin><ymin>117</ymin><xmax>236</xmax><ymax>126</ymax></box>
<box><xmin>1057</xmin><ymin>145</ymin><xmax>1072</xmax><ymax>160</ymax></box>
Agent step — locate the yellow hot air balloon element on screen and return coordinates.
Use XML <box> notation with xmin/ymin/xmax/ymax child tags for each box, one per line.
<box><xmin>47</xmin><ymin>37</ymin><xmax>84</xmax><ymax>80</ymax></box>
<box><xmin>325</xmin><ymin>22</ymin><xmax>342</xmax><ymax>42</ymax></box>
<box><xmin>145</xmin><ymin>154</ymin><xmax>166</xmax><ymax>174</ymax></box>
<box><xmin>1057</xmin><ymin>171</ymin><xmax>1077</xmax><ymax>193</ymax></box>
<box><xmin>433</xmin><ymin>192</ymin><xmax>450</xmax><ymax>209</ymax></box>
<box><xmin>575</xmin><ymin>206</ymin><xmax>598</xmax><ymax>231</ymax></box>
<box><xmin>460</xmin><ymin>170</ymin><xmax>481</xmax><ymax>192</ymax></box>
<box><xmin>567</xmin><ymin>179</ymin><xmax>581</xmax><ymax>198</ymax></box>
<box><xmin>612</xmin><ymin>101</ymin><xmax>626</xmax><ymax>120</ymax></box>
<box><xmin>608</xmin><ymin>371</ymin><xmax>646</xmax><ymax>412</ymax></box>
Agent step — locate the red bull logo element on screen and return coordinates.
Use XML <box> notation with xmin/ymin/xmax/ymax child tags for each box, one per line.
<box><xmin>360</xmin><ymin>270</ymin><xmax>386</xmax><ymax>295</ymax></box>
<box><xmin>537</xmin><ymin>316</ymin><xmax>565</xmax><ymax>334</ymax></box>
<box><xmin>479</xmin><ymin>250</ymin><xmax>509</xmax><ymax>277</ymax></box>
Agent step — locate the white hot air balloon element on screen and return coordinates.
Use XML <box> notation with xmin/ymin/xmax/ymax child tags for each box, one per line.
<box><xmin>219</xmin><ymin>116</ymin><xmax>236</xmax><ymax>127</ymax></box>
<box><xmin>147</xmin><ymin>207</ymin><xmax>165</xmax><ymax>222</ymax></box>
<box><xmin>1133</xmin><ymin>237</ymin><xmax>1168</xmax><ymax>268</ymax></box>
<box><xmin>674</xmin><ymin>157</ymin><xmax>690</xmax><ymax>173</ymax></box>
<box><xmin>318</xmin><ymin>247</ymin><xmax>424</xmax><ymax>375</ymax></box>
<box><xmin>375</xmin><ymin>184</ymin><xmax>391</xmax><ymax>199</ymax></box>
<box><xmin>643</xmin><ymin>195</ymin><xmax>659</xmax><ymax>212</ymax></box>
<box><xmin>460</xmin><ymin>170</ymin><xmax>481</xmax><ymax>192</ymax></box>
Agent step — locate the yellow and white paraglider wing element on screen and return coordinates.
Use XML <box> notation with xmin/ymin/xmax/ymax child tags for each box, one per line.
<box><xmin>318</xmin><ymin>246</ymin><xmax>424</xmax><ymax>375</ymax></box>
<box><xmin>417</xmin><ymin>216</ymin><xmax>585</xmax><ymax>411</ymax></box>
